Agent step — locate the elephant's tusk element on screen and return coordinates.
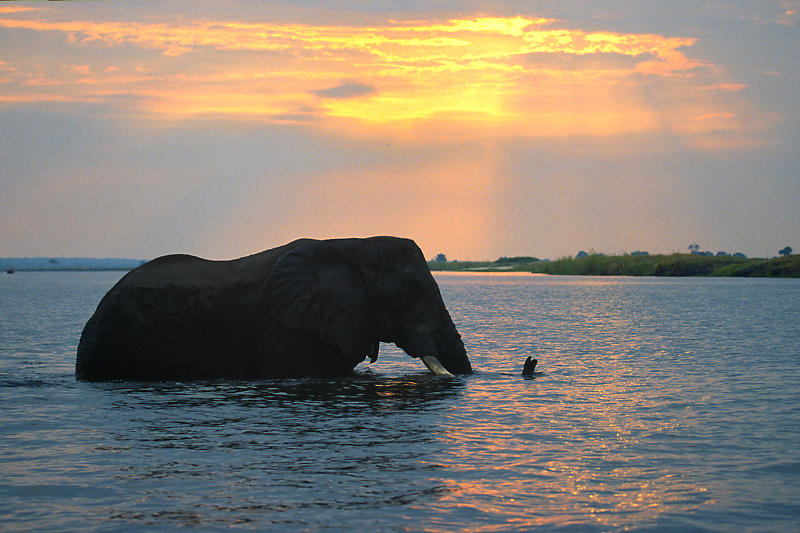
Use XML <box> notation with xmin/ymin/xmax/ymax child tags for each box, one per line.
<box><xmin>421</xmin><ymin>355</ymin><xmax>454</xmax><ymax>377</ymax></box>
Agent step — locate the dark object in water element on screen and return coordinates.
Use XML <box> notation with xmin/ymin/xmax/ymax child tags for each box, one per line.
<box><xmin>5</xmin><ymin>267</ymin><xmax>14</xmax><ymax>274</ymax></box>
<box><xmin>75</xmin><ymin>237</ymin><xmax>472</xmax><ymax>381</ymax></box>
<box><xmin>522</xmin><ymin>356</ymin><xmax>537</xmax><ymax>376</ymax></box>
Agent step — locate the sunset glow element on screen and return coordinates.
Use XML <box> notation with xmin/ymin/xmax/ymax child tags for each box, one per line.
<box><xmin>0</xmin><ymin>3</ymin><xmax>797</xmax><ymax>261</ymax></box>
<box><xmin>0</xmin><ymin>10</ymin><xmax>748</xmax><ymax>140</ymax></box>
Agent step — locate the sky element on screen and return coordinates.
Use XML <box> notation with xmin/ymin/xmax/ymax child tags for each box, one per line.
<box><xmin>1</xmin><ymin>1</ymin><xmax>798</xmax><ymax>261</ymax></box>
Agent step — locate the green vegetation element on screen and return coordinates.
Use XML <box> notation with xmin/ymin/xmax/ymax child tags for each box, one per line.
<box><xmin>429</xmin><ymin>253</ymin><xmax>800</xmax><ymax>278</ymax></box>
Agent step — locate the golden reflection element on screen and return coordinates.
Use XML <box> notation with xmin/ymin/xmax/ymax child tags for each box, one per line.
<box><xmin>431</xmin><ymin>362</ymin><xmax>711</xmax><ymax>529</ymax></box>
<box><xmin>433</xmin><ymin>476</ymin><xmax>709</xmax><ymax>530</ymax></box>
<box><xmin>0</xmin><ymin>11</ymin><xmax>756</xmax><ymax>142</ymax></box>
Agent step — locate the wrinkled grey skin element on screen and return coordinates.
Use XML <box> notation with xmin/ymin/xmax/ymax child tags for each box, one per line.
<box><xmin>76</xmin><ymin>237</ymin><xmax>472</xmax><ymax>381</ymax></box>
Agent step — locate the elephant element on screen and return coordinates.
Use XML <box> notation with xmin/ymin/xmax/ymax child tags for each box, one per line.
<box><xmin>75</xmin><ymin>236</ymin><xmax>472</xmax><ymax>381</ymax></box>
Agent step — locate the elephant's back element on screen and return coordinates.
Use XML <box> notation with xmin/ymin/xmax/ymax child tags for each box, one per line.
<box><xmin>75</xmin><ymin>240</ymin><xmax>310</xmax><ymax>380</ymax></box>
<box><xmin>118</xmin><ymin>254</ymin><xmax>231</xmax><ymax>289</ymax></box>
<box><xmin>122</xmin><ymin>240</ymin><xmax>308</xmax><ymax>289</ymax></box>
<box><xmin>76</xmin><ymin>254</ymin><xmax>257</xmax><ymax>381</ymax></box>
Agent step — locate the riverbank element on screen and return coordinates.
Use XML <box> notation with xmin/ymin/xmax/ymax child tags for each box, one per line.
<box><xmin>429</xmin><ymin>253</ymin><xmax>800</xmax><ymax>277</ymax></box>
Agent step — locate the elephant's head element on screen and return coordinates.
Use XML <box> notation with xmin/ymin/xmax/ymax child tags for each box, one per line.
<box><xmin>266</xmin><ymin>237</ymin><xmax>472</xmax><ymax>376</ymax></box>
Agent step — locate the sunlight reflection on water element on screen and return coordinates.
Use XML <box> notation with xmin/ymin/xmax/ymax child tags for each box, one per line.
<box><xmin>1</xmin><ymin>272</ymin><xmax>799</xmax><ymax>531</ymax></box>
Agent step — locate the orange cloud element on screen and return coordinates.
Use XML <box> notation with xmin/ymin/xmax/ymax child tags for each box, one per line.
<box><xmin>0</xmin><ymin>11</ymin><xmax>758</xmax><ymax>144</ymax></box>
<box><xmin>778</xmin><ymin>1</ymin><xmax>799</xmax><ymax>25</ymax></box>
<box><xmin>0</xmin><ymin>6</ymin><xmax>38</xmax><ymax>14</ymax></box>
<box><xmin>700</xmin><ymin>83</ymin><xmax>746</xmax><ymax>92</ymax></box>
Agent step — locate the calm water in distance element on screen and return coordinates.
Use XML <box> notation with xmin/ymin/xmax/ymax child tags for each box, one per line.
<box><xmin>1</xmin><ymin>271</ymin><xmax>799</xmax><ymax>532</ymax></box>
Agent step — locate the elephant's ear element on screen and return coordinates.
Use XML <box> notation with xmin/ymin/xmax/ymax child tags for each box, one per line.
<box><xmin>266</xmin><ymin>240</ymin><xmax>372</xmax><ymax>359</ymax></box>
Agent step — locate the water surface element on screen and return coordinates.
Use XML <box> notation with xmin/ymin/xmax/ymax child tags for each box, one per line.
<box><xmin>1</xmin><ymin>271</ymin><xmax>799</xmax><ymax>531</ymax></box>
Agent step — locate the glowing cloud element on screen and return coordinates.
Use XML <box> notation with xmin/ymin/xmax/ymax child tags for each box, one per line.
<box><xmin>0</xmin><ymin>10</ymin><xmax>758</xmax><ymax>143</ymax></box>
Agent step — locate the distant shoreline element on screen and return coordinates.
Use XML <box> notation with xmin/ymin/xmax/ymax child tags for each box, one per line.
<box><xmin>4</xmin><ymin>254</ymin><xmax>797</xmax><ymax>277</ymax></box>
<box><xmin>2</xmin><ymin>257</ymin><xmax>144</xmax><ymax>273</ymax></box>
<box><xmin>429</xmin><ymin>253</ymin><xmax>800</xmax><ymax>278</ymax></box>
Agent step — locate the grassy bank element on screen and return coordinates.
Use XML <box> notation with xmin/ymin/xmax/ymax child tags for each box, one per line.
<box><xmin>429</xmin><ymin>254</ymin><xmax>800</xmax><ymax>277</ymax></box>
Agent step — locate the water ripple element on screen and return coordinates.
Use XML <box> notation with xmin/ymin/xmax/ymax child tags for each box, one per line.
<box><xmin>1</xmin><ymin>273</ymin><xmax>799</xmax><ymax>531</ymax></box>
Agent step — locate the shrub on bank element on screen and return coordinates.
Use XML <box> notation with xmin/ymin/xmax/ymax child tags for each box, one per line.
<box><xmin>530</xmin><ymin>253</ymin><xmax>799</xmax><ymax>277</ymax></box>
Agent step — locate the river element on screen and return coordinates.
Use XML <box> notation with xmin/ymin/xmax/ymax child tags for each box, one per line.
<box><xmin>1</xmin><ymin>271</ymin><xmax>798</xmax><ymax>531</ymax></box>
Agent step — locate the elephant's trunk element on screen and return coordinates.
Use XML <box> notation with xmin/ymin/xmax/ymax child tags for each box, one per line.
<box><xmin>433</xmin><ymin>314</ymin><xmax>472</xmax><ymax>375</ymax></box>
